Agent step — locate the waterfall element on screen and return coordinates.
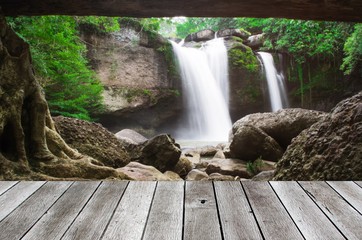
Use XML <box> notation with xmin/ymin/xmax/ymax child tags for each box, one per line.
<box><xmin>171</xmin><ymin>38</ymin><xmax>232</xmax><ymax>141</ymax></box>
<box><xmin>258</xmin><ymin>52</ymin><xmax>289</xmax><ymax>112</ymax></box>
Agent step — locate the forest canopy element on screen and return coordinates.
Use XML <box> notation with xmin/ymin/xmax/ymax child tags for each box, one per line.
<box><xmin>6</xmin><ymin>16</ymin><xmax>361</xmax><ymax>121</ymax></box>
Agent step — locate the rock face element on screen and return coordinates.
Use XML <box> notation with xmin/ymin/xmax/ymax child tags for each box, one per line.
<box><xmin>245</xmin><ymin>33</ymin><xmax>265</xmax><ymax>50</ymax></box>
<box><xmin>273</xmin><ymin>92</ymin><xmax>362</xmax><ymax>180</ymax></box>
<box><xmin>217</xmin><ymin>28</ymin><xmax>250</xmax><ymax>40</ymax></box>
<box><xmin>54</xmin><ymin>116</ymin><xmax>131</xmax><ymax>168</ymax></box>
<box><xmin>229</xmin><ymin>109</ymin><xmax>326</xmax><ymax>161</ymax></box>
<box><xmin>185</xmin><ymin>29</ymin><xmax>215</xmax><ymax>42</ymax></box>
<box><xmin>80</xmin><ymin>22</ymin><xmax>181</xmax><ymax>135</ymax></box>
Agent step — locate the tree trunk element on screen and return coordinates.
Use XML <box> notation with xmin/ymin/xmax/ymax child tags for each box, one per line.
<box><xmin>0</xmin><ymin>14</ymin><xmax>127</xmax><ymax>180</ymax></box>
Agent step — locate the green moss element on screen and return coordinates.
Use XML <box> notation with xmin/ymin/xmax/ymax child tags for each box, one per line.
<box><xmin>157</xmin><ymin>42</ymin><xmax>178</xmax><ymax>78</ymax></box>
<box><xmin>229</xmin><ymin>46</ymin><xmax>259</xmax><ymax>72</ymax></box>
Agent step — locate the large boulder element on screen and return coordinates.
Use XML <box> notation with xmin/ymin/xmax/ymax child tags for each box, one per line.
<box><xmin>229</xmin><ymin>124</ymin><xmax>284</xmax><ymax>161</ymax></box>
<box><xmin>132</xmin><ymin>134</ymin><xmax>182</xmax><ymax>172</ymax></box>
<box><xmin>231</xmin><ymin>108</ymin><xmax>326</xmax><ymax>149</ymax></box>
<box><xmin>217</xmin><ymin>28</ymin><xmax>250</xmax><ymax>40</ymax></box>
<box><xmin>53</xmin><ymin>116</ymin><xmax>131</xmax><ymax>168</ymax></box>
<box><xmin>185</xmin><ymin>29</ymin><xmax>215</xmax><ymax>42</ymax></box>
<box><xmin>245</xmin><ymin>33</ymin><xmax>266</xmax><ymax>50</ymax></box>
<box><xmin>273</xmin><ymin>92</ymin><xmax>362</xmax><ymax>180</ymax></box>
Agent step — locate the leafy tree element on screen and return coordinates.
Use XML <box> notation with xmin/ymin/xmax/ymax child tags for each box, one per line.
<box><xmin>341</xmin><ymin>24</ymin><xmax>362</xmax><ymax>75</ymax></box>
<box><xmin>175</xmin><ymin>18</ymin><xmax>237</xmax><ymax>38</ymax></box>
<box><xmin>75</xmin><ymin>16</ymin><xmax>120</xmax><ymax>33</ymax></box>
<box><xmin>7</xmin><ymin>16</ymin><xmax>104</xmax><ymax>121</ymax></box>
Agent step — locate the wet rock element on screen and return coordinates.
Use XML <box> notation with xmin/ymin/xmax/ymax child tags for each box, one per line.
<box><xmin>273</xmin><ymin>92</ymin><xmax>362</xmax><ymax>180</ymax></box>
<box><xmin>205</xmin><ymin>158</ymin><xmax>251</xmax><ymax>178</ymax></box>
<box><xmin>117</xmin><ymin>162</ymin><xmax>170</xmax><ymax>180</ymax></box>
<box><xmin>186</xmin><ymin>169</ymin><xmax>209</xmax><ymax>180</ymax></box>
<box><xmin>185</xmin><ymin>29</ymin><xmax>215</xmax><ymax>42</ymax></box>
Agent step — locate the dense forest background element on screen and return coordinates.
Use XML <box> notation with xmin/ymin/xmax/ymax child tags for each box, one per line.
<box><xmin>6</xmin><ymin>16</ymin><xmax>362</xmax><ymax>122</ymax></box>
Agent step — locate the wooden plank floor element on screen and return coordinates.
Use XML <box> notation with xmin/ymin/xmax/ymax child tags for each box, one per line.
<box><xmin>0</xmin><ymin>181</ymin><xmax>361</xmax><ymax>240</ymax></box>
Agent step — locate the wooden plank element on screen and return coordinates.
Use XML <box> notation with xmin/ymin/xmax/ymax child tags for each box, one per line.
<box><xmin>0</xmin><ymin>181</ymin><xmax>18</xmax><ymax>196</ymax></box>
<box><xmin>242</xmin><ymin>181</ymin><xmax>303</xmax><ymax>240</ymax></box>
<box><xmin>0</xmin><ymin>181</ymin><xmax>71</xmax><ymax>240</ymax></box>
<box><xmin>300</xmin><ymin>181</ymin><xmax>362</xmax><ymax>240</ymax></box>
<box><xmin>142</xmin><ymin>181</ymin><xmax>184</xmax><ymax>240</ymax></box>
<box><xmin>22</xmin><ymin>181</ymin><xmax>101</xmax><ymax>240</ymax></box>
<box><xmin>327</xmin><ymin>181</ymin><xmax>362</xmax><ymax>214</ymax></box>
<box><xmin>62</xmin><ymin>181</ymin><xmax>128</xmax><ymax>240</ymax></box>
<box><xmin>184</xmin><ymin>181</ymin><xmax>222</xmax><ymax>240</ymax></box>
<box><xmin>355</xmin><ymin>181</ymin><xmax>362</xmax><ymax>188</ymax></box>
<box><xmin>102</xmin><ymin>181</ymin><xmax>157</xmax><ymax>240</ymax></box>
<box><xmin>214</xmin><ymin>181</ymin><xmax>263</xmax><ymax>240</ymax></box>
<box><xmin>270</xmin><ymin>181</ymin><xmax>345</xmax><ymax>240</ymax></box>
<box><xmin>0</xmin><ymin>181</ymin><xmax>45</xmax><ymax>221</ymax></box>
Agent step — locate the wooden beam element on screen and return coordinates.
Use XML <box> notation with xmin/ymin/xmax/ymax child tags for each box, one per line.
<box><xmin>1</xmin><ymin>0</ymin><xmax>362</xmax><ymax>22</ymax></box>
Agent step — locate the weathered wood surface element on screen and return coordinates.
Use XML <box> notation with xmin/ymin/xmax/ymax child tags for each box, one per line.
<box><xmin>0</xmin><ymin>181</ymin><xmax>360</xmax><ymax>240</ymax></box>
<box><xmin>1</xmin><ymin>0</ymin><xmax>362</xmax><ymax>22</ymax></box>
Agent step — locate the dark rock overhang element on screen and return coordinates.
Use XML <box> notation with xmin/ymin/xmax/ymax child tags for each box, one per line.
<box><xmin>1</xmin><ymin>0</ymin><xmax>362</xmax><ymax>22</ymax></box>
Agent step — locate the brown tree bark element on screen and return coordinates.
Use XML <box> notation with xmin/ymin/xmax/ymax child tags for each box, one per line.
<box><xmin>0</xmin><ymin>14</ymin><xmax>127</xmax><ymax>180</ymax></box>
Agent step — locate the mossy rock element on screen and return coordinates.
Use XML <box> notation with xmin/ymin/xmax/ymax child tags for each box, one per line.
<box><xmin>228</xmin><ymin>43</ymin><xmax>259</xmax><ymax>72</ymax></box>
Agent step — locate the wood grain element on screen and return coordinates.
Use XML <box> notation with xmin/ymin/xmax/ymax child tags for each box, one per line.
<box><xmin>270</xmin><ymin>181</ymin><xmax>345</xmax><ymax>240</ymax></box>
<box><xmin>142</xmin><ymin>181</ymin><xmax>184</xmax><ymax>240</ymax></box>
<box><xmin>0</xmin><ymin>181</ymin><xmax>17</xmax><ymax>196</ymax></box>
<box><xmin>327</xmin><ymin>181</ymin><xmax>362</xmax><ymax>214</ymax></box>
<box><xmin>184</xmin><ymin>181</ymin><xmax>222</xmax><ymax>240</ymax></box>
<box><xmin>214</xmin><ymin>181</ymin><xmax>263</xmax><ymax>240</ymax></box>
<box><xmin>243</xmin><ymin>181</ymin><xmax>303</xmax><ymax>240</ymax></box>
<box><xmin>300</xmin><ymin>181</ymin><xmax>362</xmax><ymax>240</ymax></box>
<box><xmin>354</xmin><ymin>181</ymin><xmax>362</xmax><ymax>188</ymax></box>
<box><xmin>61</xmin><ymin>181</ymin><xmax>128</xmax><ymax>240</ymax></box>
<box><xmin>22</xmin><ymin>181</ymin><xmax>100</xmax><ymax>240</ymax></box>
<box><xmin>0</xmin><ymin>181</ymin><xmax>45</xmax><ymax>221</ymax></box>
<box><xmin>0</xmin><ymin>181</ymin><xmax>71</xmax><ymax>240</ymax></box>
<box><xmin>102</xmin><ymin>181</ymin><xmax>156</xmax><ymax>240</ymax></box>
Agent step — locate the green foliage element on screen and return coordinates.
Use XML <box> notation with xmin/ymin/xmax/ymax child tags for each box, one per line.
<box><xmin>76</xmin><ymin>16</ymin><xmax>120</xmax><ymax>33</ymax></box>
<box><xmin>229</xmin><ymin>47</ymin><xmax>259</xmax><ymax>72</ymax></box>
<box><xmin>175</xmin><ymin>18</ymin><xmax>237</xmax><ymax>38</ymax></box>
<box><xmin>157</xmin><ymin>43</ymin><xmax>178</xmax><ymax>77</ymax></box>
<box><xmin>341</xmin><ymin>24</ymin><xmax>362</xmax><ymax>75</ymax></box>
<box><xmin>7</xmin><ymin>16</ymin><xmax>104</xmax><ymax>121</ymax></box>
<box><xmin>246</xmin><ymin>158</ymin><xmax>264</xmax><ymax>176</ymax></box>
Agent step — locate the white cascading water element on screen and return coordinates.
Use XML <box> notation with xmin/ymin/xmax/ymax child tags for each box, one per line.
<box><xmin>258</xmin><ymin>52</ymin><xmax>289</xmax><ymax>112</ymax></box>
<box><xmin>171</xmin><ymin>38</ymin><xmax>232</xmax><ymax>141</ymax></box>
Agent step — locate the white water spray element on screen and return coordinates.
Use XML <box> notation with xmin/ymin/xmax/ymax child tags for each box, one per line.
<box><xmin>258</xmin><ymin>52</ymin><xmax>289</xmax><ymax>112</ymax></box>
<box><xmin>171</xmin><ymin>38</ymin><xmax>232</xmax><ymax>141</ymax></box>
